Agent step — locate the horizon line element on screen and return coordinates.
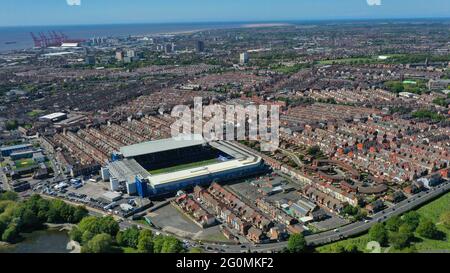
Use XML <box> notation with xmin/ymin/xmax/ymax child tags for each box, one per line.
<box><xmin>1</xmin><ymin>16</ymin><xmax>450</xmax><ymax>28</ymax></box>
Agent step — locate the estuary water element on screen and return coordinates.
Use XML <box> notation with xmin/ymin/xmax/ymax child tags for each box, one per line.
<box><xmin>0</xmin><ymin>22</ymin><xmax>245</xmax><ymax>52</ymax></box>
<box><xmin>0</xmin><ymin>229</ymin><xmax>71</xmax><ymax>253</ymax></box>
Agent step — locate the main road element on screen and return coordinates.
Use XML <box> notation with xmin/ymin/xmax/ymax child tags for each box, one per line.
<box><xmin>216</xmin><ymin>181</ymin><xmax>450</xmax><ymax>253</ymax></box>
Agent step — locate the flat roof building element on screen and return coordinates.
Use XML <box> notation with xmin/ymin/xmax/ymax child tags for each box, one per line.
<box><xmin>39</xmin><ymin>112</ymin><xmax>68</xmax><ymax>123</ymax></box>
<box><xmin>102</xmin><ymin>191</ymin><xmax>122</xmax><ymax>203</ymax></box>
<box><xmin>0</xmin><ymin>144</ymin><xmax>33</xmax><ymax>157</ymax></box>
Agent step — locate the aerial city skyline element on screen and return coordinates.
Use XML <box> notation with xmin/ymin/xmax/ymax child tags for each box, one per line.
<box><xmin>0</xmin><ymin>0</ymin><xmax>448</xmax><ymax>265</ymax></box>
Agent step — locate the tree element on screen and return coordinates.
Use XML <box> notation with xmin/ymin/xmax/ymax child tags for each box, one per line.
<box><xmin>73</xmin><ymin>206</ymin><xmax>88</xmax><ymax>223</ymax></box>
<box><xmin>331</xmin><ymin>245</ymin><xmax>346</xmax><ymax>253</ymax></box>
<box><xmin>97</xmin><ymin>216</ymin><xmax>119</xmax><ymax>237</ymax></box>
<box><xmin>160</xmin><ymin>236</ymin><xmax>185</xmax><ymax>253</ymax></box>
<box><xmin>36</xmin><ymin>198</ymin><xmax>50</xmax><ymax>222</ymax></box>
<box><xmin>137</xmin><ymin>230</ymin><xmax>154</xmax><ymax>253</ymax></box>
<box><xmin>83</xmin><ymin>233</ymin><xmax>113</xmax><ymax>253</ymax></box>
<box><xmin>307</xmin><ymin>146</ymin><xmax>322</xmax><ymax>157</ymax></box>
<box><xmin>355</xmin><ymin>210</ymin><xmax>368</xmax><ymax>221</ymax></box>
<box><xmin>402</xmin><ymin>245</ymin><xmax>418</xmax><ymax>253</ymax></box>
<box><xmin>385</xmin><ymin>81</ymin><xmax>404</xmax><ymax>93</ymax></box>
<box><xmin>389</xmin><ymin>232</ymin><xmax>410</xmax><ymax>249</ymax></box>
<box><xmin>47</xmin><ymin>199</ymin><xmax>71</xmax><ymax>223</ymax></box>
<box><xmin>77</xmin><ymin>216</ymin><xmax>119</xmax><ymax>237</ymax></box>
<box><xmin>368</xmin><ymin>223</ymin><xmax>388</xmax><ymax>246</ymax></box>
<box><xmin>0</xmin><ymin>191</ymin><xmax>18</xmax><ymax>201</ymax></box>
<box><xmin>402</xmin><ymin>211</ymin><xmax>421</xmax><ymax>231</ymax></box>
<box><xmin>2</xmin><ymin>222</ymin><xmax>19</xmax><ymax>243</ymax></box>
<box><xmin>78</xmin><ymin>216</ymin><xmax>98</xmax><ymax>233</ymax></box>
<box><xmin>389</xmin><ymin>224</ymin><xmax>413</xmax><ymax>249</ymax></box>
<box><xmin>115</xmin><ymin>231</ymin><xmax>125</xmax><ymax>246</ymax></box>
<box><xmin>81</xmin><ymin>230</ymin><xmax>95</xmax><ymax>244</ymax></box>
<box><xmin>398</xmin><ymin>224</ymin><xmax>414</xmax><ymax>241</ymax></box>
<box><xmin>5</xmin><ymin>120</ymin><xmax>18</xmax><ymax>131</ymax></box>
<box><xmin>440</xmin><ymin>211</ymin><xmax>450</xmax><ymax>230</ymax></box>
<box><xmin>153</xmin><ymin>235</ymin><xmax>165</xmax><ymax>253</ymax></box>
<box><xmin>117</xmin><ymin>226</ymin><xmax>140</xmax><ymax>248</ymax></box>
<box><xmin>17</xmin><ymin>208</ymin><xmax>42</xmax><ymax>231</ymax></box>
<box><xmin>342</xmin><ymin>205</ymin><xmax>359</xmax><ymax>216</ymax></box>
<box><xmin>69</xmin><ymin>226</ymin><xmax>83</xmax><ymax>243</ymax></box>
<box><xmin>417</xmin><ymin>219</ymin><xmax>439</xmax><ymax>239</ymax></box>
<box><xmin>343</xmin><ymin>244</ymin><xmax>360</xmax><ymax>253</ymax></box>
<box><xmin>385</xmin><ymin>216</ymin><xmax>403</xmax><ymax>232</ymax></box>
<box><xmin>0</xmin><ymin>218</ymin><xmax>7</xmax><ymax>236</ymax></box>
<box><xmin>0</xmin><ymin>201</ymin><xmax>15</xmax><ymax>214</ymax></box>
<box><xmin>287</xmin><ymin>233</ymin><xmax>306</xmax><ymax>253</ymax></box>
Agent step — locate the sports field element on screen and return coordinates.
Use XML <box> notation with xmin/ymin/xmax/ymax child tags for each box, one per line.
<box><xmin>13</xmin><ymin>159</ymin><xmax>36</xmax><ymax>169</ymax></box>
<box><xmin>148</xmin><ymin>158</ymin><xmax>220</xmax><ymax>175</ymax></box>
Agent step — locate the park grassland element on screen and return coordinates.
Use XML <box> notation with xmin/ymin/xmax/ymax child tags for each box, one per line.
<box><xmin>318</xmin><ymin>57</ymin><xmax>377</xmax><ymax>65</ymax></box>
<box><xmin>316</xmin><ymin>54</ymin><xmax>408</xmax><ymax>65</ymax></box>
<box><xmin>316</xmin><ymin>192</ymin><xmax>450</xmax><ymax>253</ymax></box>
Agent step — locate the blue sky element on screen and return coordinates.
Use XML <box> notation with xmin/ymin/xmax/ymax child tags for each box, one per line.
<box><xmin>1</xmin><ymin>0</ymin><xmax>449</xmax><ymax>27</ymax></box>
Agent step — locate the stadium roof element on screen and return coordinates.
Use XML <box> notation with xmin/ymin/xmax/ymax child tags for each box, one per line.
<box><xmin>120</xmin><ymin>136</ymin><xmax>206</xmax><ymax>158</ymax></box>
<box><xmin>108</xmin><ymin>159</ymin><xmax>149</xmax><ymax>182</ymax></box>
<box><xmin>0</xmin><ymin>143</ymin><xmax>32</xmax><ymax>152</ymax></box>
<box><xmin>39</xmin><ymin>112</ymin><xmax>67</xmax><ymax>120</ymax></box>
<box><xmin>148</xmin><ymin>155</ymin><xmax>261</xmax><ymax>186</ymax></box>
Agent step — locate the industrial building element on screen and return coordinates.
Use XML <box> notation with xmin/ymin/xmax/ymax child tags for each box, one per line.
<box><xmin>0</xmin><ymin>144</ymin><xmax>33</xmax><ymax>157</ymax></box>
<box><xmin>101</xmin><ymin>137</ymin><xmax>267</xmax><ymax>197</ymax></box>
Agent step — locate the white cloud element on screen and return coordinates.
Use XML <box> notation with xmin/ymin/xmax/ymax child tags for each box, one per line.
<box><xmin>367</xmin><ymin>0</ymin><xmax>382</xmax><ymax>6</ymax></box>
<box><xmin>66</xmin><ymin>0</ymin><xmax>81</xmax><ymax>6</ymax></box>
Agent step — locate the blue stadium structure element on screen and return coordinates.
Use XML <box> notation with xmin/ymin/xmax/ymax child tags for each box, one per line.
<box><xmin>102</xmin><ymin>137</ymin><xmax>267</xmax><ymax>197</ymax></box>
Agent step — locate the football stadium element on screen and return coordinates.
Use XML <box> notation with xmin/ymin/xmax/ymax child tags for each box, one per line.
<box><xmin>101</xmin><ymin>137</ymin><xmax>267</xmax><ymax>197</ymax></box>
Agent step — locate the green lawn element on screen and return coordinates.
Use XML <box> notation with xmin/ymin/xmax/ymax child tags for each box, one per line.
<box><xmin>408</xmin><ymin>192</ymin><xmax>450</xmax><ymax>253</ymax></box>
<box><xmin>317</xmin><ymin>54</ymin><xmax>407</xmax><ymax>65</ymax></box>
<box><xmin>149</xmin><ymin>159</ymin><xmax>220</xmax><ymax>175</ymax></box>
<box><xmin>317</xmin><ymin>57</ymin><xmax>377</xmax><ymax>65</ymax></box>
<box><xmin>27</xmin><ymin>110</ymin><xmax>44</xmax><ymax>118</ymax></box>
<box><xmin>316</xmin><ymin>192</ymin><xmax>450</xmax><ymax>253</ymax></box>
<box><xmin>13</xmin><ymin>159</ymin><xmax>36</xmax><ymax>169</ymax></box>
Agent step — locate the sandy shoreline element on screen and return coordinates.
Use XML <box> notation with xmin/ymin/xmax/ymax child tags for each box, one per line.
<box><xmin>0</xmin><ymin>224</ymin><xmax>80</xmax><ymax>253</ymax></box>
<box><xmin>67</xmin><ymin>240</ymin><xmax>81</xmax><ymax>253</ymax></box>
<box><xmin>45</xmin><ymin>223</ymin><xmax>75</xmax><ymax>231</ymax></box>
<box><xmin>0</xmin><ymin>241</ymin><xmax>11</xmax><ymax>247</ymax></box>
<box><xmin>242</xmin><ymin>23</ymin><xmax>291</xmax><ymax>28</ymax></box>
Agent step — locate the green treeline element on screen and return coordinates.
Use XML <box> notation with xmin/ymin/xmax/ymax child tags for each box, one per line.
<box><xmin>0</xmin><ymin>192</ymin><xmax>88</xmax><ymax>243</ymax></box>
<box><xmin>70</xmin><ymin>217</ymin><xmax>186</xmax><ymax>253</ymax></box>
